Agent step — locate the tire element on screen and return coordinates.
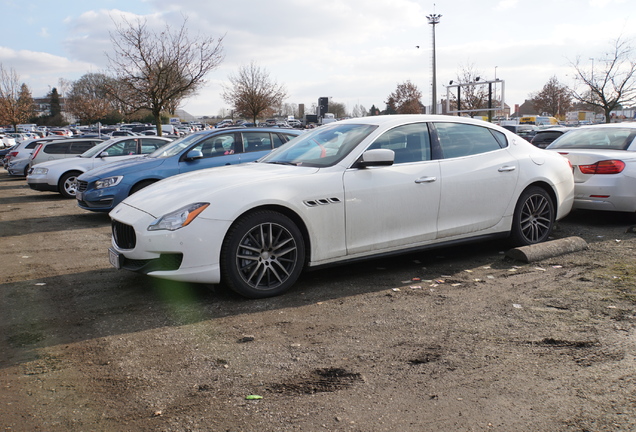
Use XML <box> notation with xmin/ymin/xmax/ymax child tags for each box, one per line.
<box><xmin>510</xmin><ymin>186</ymin><xmax>555</xmax><ymax>246</ymax></box>
<box><xmin>129</xmin><ymin>180</ymin><xmax>156</xmax><ymax>196</ymax></box>
<box><xmin>220</xmin><ymin>210</ymin><xmax>305</xmax><ymax>298</ymax></box>
<box><xmin>58</xmin><ymin>171</ymin><xmax>82</xmax><ymax>199</ymax></box>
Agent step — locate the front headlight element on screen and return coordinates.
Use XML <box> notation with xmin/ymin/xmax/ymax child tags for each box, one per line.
<box><xmin>95</xmin><ymin>176</ymin><xmax>123</xmax><ymax>189</ymax></box>
<box><xmin>148</xmin><ymin>202</ymin><xmax>210</xmax><ymax>231</ymax></box>
<box><xmin>31</xmin><ymin>167</ymin><xmax>48</xmax><ymax>175</ymax></box>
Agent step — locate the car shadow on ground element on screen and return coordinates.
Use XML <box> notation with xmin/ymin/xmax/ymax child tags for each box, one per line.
<box><xmin>0</xmin><ymin>211</ymin><xmax>110</xmax><ymax>237</ymax></box>
<box><xmin>0</xmin><ymin>238</ymin><xmax>513</xmax><ymax>369</ymax></box>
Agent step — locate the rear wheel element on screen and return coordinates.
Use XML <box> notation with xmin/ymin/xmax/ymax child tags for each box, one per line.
<box><xmin>58</xmin><ymin>171</ymin><xmax>82</xmax><ymax>198</ymax></box>
<box><xmin>220</xmin><ymin>211</ymin><xmax>305</xmax><ymax>298</ymax></box>
<box><xmin>510</xmin><ymin>186</ymin><xmax>555</xmax><ymax>246</ymax></box>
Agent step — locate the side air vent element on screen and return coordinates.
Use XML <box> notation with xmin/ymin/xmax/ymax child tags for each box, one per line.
<box><xmin>303</xmin><ymin>197</ymin><xmax>341</xmax><ymax>207</ymax></box>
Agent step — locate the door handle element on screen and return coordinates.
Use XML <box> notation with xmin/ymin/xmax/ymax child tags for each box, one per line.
<box><xmin>498</xmin><ymin>166</ymin><xmax>516</xmax><ymax>172</ymax></box>
<box><xmin>415</xmin><ymin>176</ymin><xmax>437</xmax><ymax>183</ymax></box>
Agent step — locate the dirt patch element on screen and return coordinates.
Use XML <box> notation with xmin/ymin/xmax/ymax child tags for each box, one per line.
<box><xmin>1</xmin><ymin>173</ymin><xmax>636</xmax><ymax>431</ymax></box>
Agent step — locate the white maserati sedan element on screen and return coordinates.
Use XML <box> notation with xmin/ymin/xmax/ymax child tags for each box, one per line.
<box><xmin>109</xmin><ymin>115</ymin><xmax>575</xmax><ymax>298</ymax></box>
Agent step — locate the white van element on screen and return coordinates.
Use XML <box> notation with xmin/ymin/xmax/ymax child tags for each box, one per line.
<box><xmin>161</xmin><ymin>124</ymin><xmax>179</xmax><ymax>136</ymax></box>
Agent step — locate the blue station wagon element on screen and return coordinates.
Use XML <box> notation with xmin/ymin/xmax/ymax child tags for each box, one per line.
<box><xmin>76</xmin><ymin>127</ymin><xmax>303</xmax><ymax>212</ymax></box>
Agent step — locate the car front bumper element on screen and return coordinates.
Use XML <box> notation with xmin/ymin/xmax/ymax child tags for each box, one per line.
<box><xmin>109</xmin><ymin>203</ymin><xmax>231</xmax><ymax>284</ymax></box>
<box><xmin>27</xmin><ymin>176</ymin><xmax>58</xmax><ymax>192</ymax></box>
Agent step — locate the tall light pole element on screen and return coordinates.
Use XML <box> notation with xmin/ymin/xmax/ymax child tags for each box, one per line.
<box><xmin>426</xmin><ymin>13</ymin><xmax>441</xmax><ymax>114</ymax></box>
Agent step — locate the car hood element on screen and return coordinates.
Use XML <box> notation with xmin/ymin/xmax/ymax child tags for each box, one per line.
<box><xmin>115</xmin><ymin>162</ymin><xmax>320</xmax><ymax>218</ymax></box>
<box><xmin>79</xmin><ymin>156</ymin><xmax>159</xmax><ymax>180</ymax></box>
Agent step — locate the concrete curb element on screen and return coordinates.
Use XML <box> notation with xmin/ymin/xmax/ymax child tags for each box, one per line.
<box><xmin>505</xmin><ymin>236</ymin><xmax>589</xmax><ymax>263</ymax></box>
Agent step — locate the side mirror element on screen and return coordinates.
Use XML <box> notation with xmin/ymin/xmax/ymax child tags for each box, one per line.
<box><xmin>354</xmin><ymin>148</ymin><xmax>394</xmax><ymax>168</ymax></box>
<box><xmin>99</xmin><ymin>152</ymin><xmax>109</xmax><ymax>158</ymax></box>
<box><xmin>185</xmin><ymin>149</ymin><xmax>203</xmax><ymax>161</ymax></box>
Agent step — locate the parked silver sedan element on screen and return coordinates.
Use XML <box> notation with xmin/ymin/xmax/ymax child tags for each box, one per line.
<box><xmin>546</xmin><ymin>123</ymin><xmax>636</xmax><ymax>213</ymax></box>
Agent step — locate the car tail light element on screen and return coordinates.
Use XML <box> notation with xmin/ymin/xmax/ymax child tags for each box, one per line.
<box><xmin>30</xmin><ymin>144</ymin><xmax>43</xmax><ymax>160</ymax></box>
<box><xmin>579</xmin><ymin>160</ymin><xmax>625</xmax><ymax>175</ymax></box>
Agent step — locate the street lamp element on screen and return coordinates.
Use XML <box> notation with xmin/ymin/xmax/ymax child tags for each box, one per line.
<box><xmin>426</xmin><ymin>13</ymin><xmax>441</xmax><ymax>114</ymax></box>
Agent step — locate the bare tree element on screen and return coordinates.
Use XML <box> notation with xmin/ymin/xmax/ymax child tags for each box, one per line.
<box><xmin>328</xmin><ymin>101</ymin><xmax>347</xmax><ymax>118</ymax></box>
<box><xmin>107</xmin><ymin>16</ymin><xmax>224</xmax><ymax>134</ymax></box>
<box><xmin>529</xmin><ymin>76</ymin><xmax>572</xmax><ymax>119</ymax></box>
<box><xmin>351</xmin><ymin>104</ymin><xmax>367</xmax><ymax>117</ymax></box>
<box><xmin>385</xmin><ymin>81</ymin><xmax>423</xmax><ymax>114</ymax></box>
<box><xmin>0</xmin><ymin>65</ymin><xmax>35</xmax><ymax>131</ymax></box>
<box><xmin>222</xmin><ymin>61</ymin><xmax>287</xmax><ymax>125</ymax></box>
<box><xmin>67</xmin><ymin>73</ymin><xmax>118</xmax><ymax>125</ymax></box>
<box><xmin>57</xmin><ymin>78</ymin><xmax>72</xmax><ymax>99</ymax></box>
<box><xmin>570</xmin><ymin>36</ymin><xmax>636</xmax><ymax>123</ymax></box>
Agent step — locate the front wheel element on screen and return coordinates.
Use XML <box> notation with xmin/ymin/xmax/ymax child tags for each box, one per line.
<box><xmin>220</xmin><ymin>211</ymin><xmax>305</xmax><ymax>298</ymax></box>
<box><xmin>510</xmin><ymin>186</ymin><xmax>555</xmax><ymax>246</ymax></box>
<box><xmin>58</xmin><ymin>171</ymin><xmax>82</xmax><ymax>198</ymax></box>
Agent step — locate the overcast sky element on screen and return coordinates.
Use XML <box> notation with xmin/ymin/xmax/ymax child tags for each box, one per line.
<box><xmin>1</xmin><ymin>0</ymin><xmax>634</xmax><ymax>119</ymax></box>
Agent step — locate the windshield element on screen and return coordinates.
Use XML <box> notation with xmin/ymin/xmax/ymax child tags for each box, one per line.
<box><xmin>260</xmin><ymin>123</ymin><xmax>377</xmax><ymax>167</ymax></box>
<box><xmin>80</xmin><ymin>139</ymin><xmax>115</xmax><ymax>158</ymax></box>
<box><xmin>148</xmin><ymin>132</ymin><xmax>204</xmax><ymax>158</ymax></box>
<box><xmin>547</xmin><ymin>127</ymin><xmax>636</xmax><ymax>150</ymax></box>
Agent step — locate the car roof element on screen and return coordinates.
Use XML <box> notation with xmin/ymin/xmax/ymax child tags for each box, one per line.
<box><xmin>336</xmin><ymin>114</ymin><xmax>504</xmax><ymax>129</ymax></box>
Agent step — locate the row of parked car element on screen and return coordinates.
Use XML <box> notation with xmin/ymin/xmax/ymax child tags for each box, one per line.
<box><xmin>6</xmin><ymin>116</ymin><xmax>636</xmax><ymax>299</ymax></box>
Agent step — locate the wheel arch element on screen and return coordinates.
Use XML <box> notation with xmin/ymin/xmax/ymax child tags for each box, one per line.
<box><xmin>59</xmin><ymin>169</ymin><xmax>84</xmax><ymax>183</ymax></box>
<box><xmin>129</xmin><ymin>178</ymin><xmax>160</xmax><ymax>195</ymax></box>
<box><xmin>524</xmin><ymin>180</ymin><xmax>557</xmax><ymax>208</ymax></box>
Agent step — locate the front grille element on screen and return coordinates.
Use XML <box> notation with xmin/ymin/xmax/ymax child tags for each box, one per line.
<box><xmin>112</xmin><ymin>220</ymin><xmax>136</xmax><ymax>249</ymax></box>
<box><xmin>77</xmin><ymin>180</ymin><xmax>88</xmax><ymax>192</ymax></box>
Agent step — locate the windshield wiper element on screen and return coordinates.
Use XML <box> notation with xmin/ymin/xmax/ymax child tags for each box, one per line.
<box><xmin>266</xmin><ymin>161</ymin><xmax>298</xmax><ymax>166</ymax></box>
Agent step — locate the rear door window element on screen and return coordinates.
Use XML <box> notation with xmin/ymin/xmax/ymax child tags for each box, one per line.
<box><xmin>242</xmin><ymin>132</ymin><xmax>274</xmax><ymax>153</ymax></box>
<box><xmin>140</xmin><ymin>138</ymin><xmax>168</xmax><ymax>154</ymax></box>
<box><xmin>43</xmin><ymin>142</ymin><xmax>71</xmax><ymax>154</ymax></box>
<box><xmin>434</xmin><ymin>123</ymin><xmax>505</xmax><ymax>159</ymax></box>
<box><xmin>69</xmin><ymin>141</ymin><xmax>99</xmax><ymax>154</ymax></box>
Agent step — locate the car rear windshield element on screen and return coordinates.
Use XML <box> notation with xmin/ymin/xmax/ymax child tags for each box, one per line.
<box><xmin>548</xmin><ymin>127</ymin><xmax>636</xmax><ymax>150</ymax></box>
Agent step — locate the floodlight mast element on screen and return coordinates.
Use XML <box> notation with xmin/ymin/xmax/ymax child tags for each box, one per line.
<box><xmin>426</xmin><ymin>13</ymin><xmax>441</xmax><ymax>114</ymax></box>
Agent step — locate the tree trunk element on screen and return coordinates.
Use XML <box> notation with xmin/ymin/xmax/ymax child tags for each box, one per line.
<box><xmin>154</xmin><ymin>109</ymin><xmax>163</xmax><ymax>136</ymax></box>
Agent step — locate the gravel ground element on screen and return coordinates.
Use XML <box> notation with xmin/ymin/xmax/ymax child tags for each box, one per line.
<box><xmin>1</xmin><ymin>172</ymin><xmax>636</xmax><ymax>432</ymax></box>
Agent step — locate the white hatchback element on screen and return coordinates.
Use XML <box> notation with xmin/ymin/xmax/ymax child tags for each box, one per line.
<box><xmin>27</xmin><ymin>136</ymin><xmax>172</xmax><ymax>198</ymax></box>
<box><xmin>109</xmin><ymin>115</ymin><xmax>575</xmax><ymax>298</ymax></box>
